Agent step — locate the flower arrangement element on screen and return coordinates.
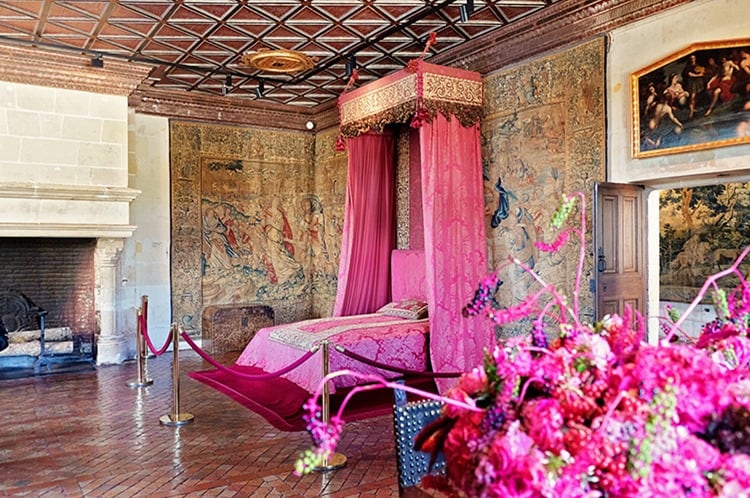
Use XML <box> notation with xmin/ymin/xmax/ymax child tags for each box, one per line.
<box><xmin>295</xmin><ymin>192</ymin><xmax>750</xmax><ymax>498</ymax></box>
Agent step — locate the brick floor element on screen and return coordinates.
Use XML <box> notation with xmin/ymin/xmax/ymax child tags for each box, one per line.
<box><xmin>0</xmin><ymin>351</ymin><xmax>410</xmax><ymax>497</ymax></box>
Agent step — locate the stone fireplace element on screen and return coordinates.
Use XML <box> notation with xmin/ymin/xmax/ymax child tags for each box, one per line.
<box><xmin>0</xmin><ymin>184</ymin><xmax>139</xmax><ymax>364</ymax></box>
<box><xmin>0</xmin><ymin>46</ymin><xmax>151</xmax><ymax>363</ymax></box>
<box><xmin>0</xmin><ymin>238</ymin><xmax>97</xmax><ymax>334</ymax></box>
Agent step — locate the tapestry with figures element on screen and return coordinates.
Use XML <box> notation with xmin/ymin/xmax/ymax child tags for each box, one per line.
<box><xmin>170</xmin><ymin>122</ymin><xmax>346</xmax><ymax>334</ymax></box>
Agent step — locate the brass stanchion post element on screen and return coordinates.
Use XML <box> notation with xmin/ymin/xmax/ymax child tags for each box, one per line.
<box><xmin>127</xmin><ymin>299</ymin><xmax>153</xmax><ymax>387</ymax></box>
<box><xmin>159</xmin><ymin>324</ymin><xmax>194</xmax><ymax>426</ymax></box>
<box><xmin>313</xmin><ymin>340</ymin><xmax>347</xmax><ymax>472</ymax></box>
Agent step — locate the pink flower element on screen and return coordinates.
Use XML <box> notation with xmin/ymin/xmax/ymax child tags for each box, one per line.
<box><xmin>644</xmin><ymin>456</ymin><xmax>713</xmax><ymax>498</ymax></box>
<box><xmin>294</xmin><ymin>192</ymin><xmax>750</xmax><ymax>496</ymax></box>
<box><xmin>709</xmin><ymin>336</ymin><xmax>750</xmax><ymax>371</ymax></box>
<box><xmin>521</xmin><ymin>398</ymin><xmax>564</xmax><ymax>452</ymax></box>
<box><xmin>717</xmin><ymin>454</ymin><xmax>750</xmax><ymax>496</ymax></box>
<box><xmin>442</xmin><ymin>386</ymin><xmax>478</xmax><ymax>419</ymax></box>
<box><xmin>530</xmin><ymin>351</ymin><xmax>566</xmax><ymax>382</ymax></box>
<box><xmin>676</xmin><ymin>429</ymin><xmax>721</xmax><ymax>472</ymax></box>
<box><xmin>480</xmin><ymin>424</ymin><xmax>547</xmax><ymax>498</ymax></box>
<box><xmin>443</xmin><ymin>415</ymin><xmax>483</xmax><ymax>490</ymax></box>
<box><xmin>601</xmin><ymin>311</ymin><xmax>642</xmax><ymax>357</ymax></box>
<box><xmin>504</xmin><ymin>337</ymin><xmax>534</xmax><ymax>376</ymax></box>
<box><xmin>483</xmin><ymin>433</ymin><xmax>515</xmax><ymax>475</ymax></box>
<box><xmin>600</xmin><ymin>313</ymin><xmax>623</xmax><ymax>332</ymax></box>
<box><xmin>484</xmin><ymin>453</ymin><xmax>547</xmax><ymax>498</ymax></box>
<box><xmin>502</xmin><ymin>420</ymin><xmax>535</xmax><ymax>456</ymax></box>
<box><xmin>554</xmin><ymin>474</ymin><xmax>602</xmax><ymax>498</ymax></box>
<box><xmin>571</xmin><ymin>333</ymin><xmax>613</xmax><ymax>371</ymax></box>
<box><xmin>458</xmin><ymin>366</ymin><xmax>488</xmax><ymax>395</ymax></box>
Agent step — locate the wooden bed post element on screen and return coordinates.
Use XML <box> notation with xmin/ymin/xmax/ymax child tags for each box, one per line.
<box><xmin>313</xmin><ymin>340</ymin><xmax>347</xmax><ymax>472</ymax></box>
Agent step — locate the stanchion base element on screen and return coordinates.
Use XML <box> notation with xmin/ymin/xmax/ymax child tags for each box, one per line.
<box><xmin>313</xmin><ymin>452</ymin><xmax>347</xmax><ymax>472</ymax></box>
<box><xmin>126</xmin><ymin>378</ymin><xmax>153</xmax><ymax>387</ymax></box>
<box><xmin>159</xmin><ymin>413</ymin><xmax>195</xmax><ymax>426</ymax></box>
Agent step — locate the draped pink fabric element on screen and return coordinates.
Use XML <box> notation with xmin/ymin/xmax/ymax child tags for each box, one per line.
<box><xmin>408</xmin><ymin>130</ymin><xmax>424</xmax><ymax>250</ymax></box>
<box><xmin>420</xmin><ymin>113</ymin><xmax>493</xmax><ymax>392</ymax></box>
<box><xmin>333</xmin><ymin>132</ymin><xmax>396</xmax><ymax>316</ymax></box>
<box><xmin>390</xmin><ymin>250</ymin><xmax>427</xmax><ymax>301</ymax></box>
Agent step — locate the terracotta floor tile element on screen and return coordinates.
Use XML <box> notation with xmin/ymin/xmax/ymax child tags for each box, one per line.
<box><xmin>0</xmin><ymin>351</ymin><xmax>408</xmax><ymax>497</ymax></box>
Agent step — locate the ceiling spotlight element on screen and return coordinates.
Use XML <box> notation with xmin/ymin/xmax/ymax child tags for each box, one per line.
<box><xmin>255</xmin><ymin>79</ymin><xmax>265</xmax><ymax>99</ymax></box>
<box><xmin>305</xmin><ymin>120</ymin><xmax>315</xmax><ymax>130</ymax></box>
<box><xmin>90</xmin><ymin>54</ymin><xmax>104</xmax><ymax>68</ymax></box>
<box><xmin>345</xmin><ymin>54</ymin><xmax>357</xmax><ymax>77</ymax></box>
<box><xmin>222</xmin><ymin>74</ymin><xmax>232</xmax><ymax>96</ymax></box>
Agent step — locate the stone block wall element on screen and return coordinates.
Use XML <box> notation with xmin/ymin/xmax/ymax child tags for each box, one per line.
<box><xmin>0</xmin><ymin>82</ymin><xmax>128</xmax><ymax>186</ymax></box>
<box><xmin>0</xmin><ymin>81</ymin><xmax>136</xmax><ymax>235</ymax></box>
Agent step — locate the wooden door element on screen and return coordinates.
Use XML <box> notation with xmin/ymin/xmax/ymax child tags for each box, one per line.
<box><xmin>594</xmin><ymin>183</ymin><xmax>646</xmax><ymax>319</ymax></box>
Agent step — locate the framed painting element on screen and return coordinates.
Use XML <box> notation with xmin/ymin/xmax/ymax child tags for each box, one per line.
<box><xmin>631</xmin><ymin>38</ymin><xmax>750</xmax><ymax>158</ymax></box>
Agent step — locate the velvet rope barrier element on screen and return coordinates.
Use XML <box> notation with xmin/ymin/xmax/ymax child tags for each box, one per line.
<box><xmin>160</xmin><ymin>324</ymin><xmax>194</xmax><ymax>427</ymax></box>
<box><xmin>312</xmin><ymin>340</ymin><xmax>346</xmax><ymax>472</ymax></box>
<box><xmin>127</xmin><ymin>296</ymin><xmax>154</xmax><ymax>388</ymax></box>
<box><xmin>180</xmin><ymin>330</ymin><xmax>320</xmax><ymax>381</ymax></box>
<box><xmin>141</xmin><ymin>308</ymin><xmax>172</xmax><ymax>357</ymax></box>
<box><xmin>334</xmin><ymin>345</ymin><xmax>462</xmax><ymax>378</ymax></box>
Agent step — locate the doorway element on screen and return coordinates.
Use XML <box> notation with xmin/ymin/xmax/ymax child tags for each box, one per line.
<box><xmin>655</xmin><ymin>181</ymin><xmax>750</xmax><ymax>341</ymax></box>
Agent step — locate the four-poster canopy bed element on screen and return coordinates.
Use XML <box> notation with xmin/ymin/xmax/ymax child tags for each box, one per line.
<box><xmin>189</xmin><ymin>58</ymin><xmax>494</xmax><ymax>429</ymax></box>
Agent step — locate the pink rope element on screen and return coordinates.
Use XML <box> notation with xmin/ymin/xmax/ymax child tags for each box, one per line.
<box><xmin>666</xmin><ymin>245</ymin><xmax>750</xmax><ymax>341</ymax></box>
<box><xmin>305</xmin><ymin>369</ymin><xmax>482</xmax><ymax>422</ymax></box>
<box><xmin>141</xmin><ymin>313</ymin><xmax>171</xmax><ymax>356</ymax></box>
<box><xmin>335</xmin><ymin>345</ymin><xmax>462</xmax><ymax>378</ymax></box>
<box><xmin>180</xmin><ymin>331</ymin><xmax>319</xmax><ymax>380</ymax></box>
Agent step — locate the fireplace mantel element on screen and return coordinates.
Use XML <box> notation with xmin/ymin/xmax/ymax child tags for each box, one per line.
<box><xmin>0</xmin><ymin>183</ymin><xmax>139</xmax><ymax>201</ymax></box>
<box><xmin>0</xmin><ymin>182</ymin><xmax>140</xmax><ymax>239</ymax></box>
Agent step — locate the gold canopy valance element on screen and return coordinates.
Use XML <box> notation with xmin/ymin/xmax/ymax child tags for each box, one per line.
<box><xmin>337</xmin><ymin>60</ymin><xmax>483</xmax><ymax>139</ymax></box>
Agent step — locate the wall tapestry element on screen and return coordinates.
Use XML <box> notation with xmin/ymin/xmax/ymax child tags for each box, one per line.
<box><xmin>660</xmin><ymin>182</ymin><xmax>750</xmax><ymax>302</ymax></box>
<box><xmin>481</xmin><ymin>37</ymin><xmax>606</xmax><ymax>335</ymax></box>
<box><xmin>310</xmin><ymin>128</ymin><xmax>348</xmax><ymax>317</ymax></box>
<box><xmin>170</xmin><ymin>121</ymin><xmax>344</xmax><ymax>334</ymax></box>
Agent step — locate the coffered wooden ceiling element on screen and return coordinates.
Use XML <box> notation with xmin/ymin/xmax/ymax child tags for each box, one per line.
<box><xmin>0</xmin><ymin>0</ymin><xmax>689</xmax><ymax>111</ymax></box>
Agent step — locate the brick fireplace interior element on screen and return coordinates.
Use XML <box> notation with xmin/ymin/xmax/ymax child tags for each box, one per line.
<box><xmin>0</xmin><ymin>238</ymin><xmax>97</xmax><ymax>336</ymax></box>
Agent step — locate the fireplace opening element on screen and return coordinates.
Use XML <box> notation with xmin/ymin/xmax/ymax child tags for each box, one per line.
<box><xmin>0</xmin><ymin>238</ymin><xmax>97</xmax><ymax>338</ymax></box>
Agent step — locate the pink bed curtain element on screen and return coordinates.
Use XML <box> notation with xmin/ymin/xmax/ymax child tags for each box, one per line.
<box><xmin>420</xmin><ymin>113</ymin><xmax>493</xmax><ymax>392</ymax></box>
<box><xmin>333</xmin><ymin>131</ymin><xmax>396</xmax><ymax>316</ymax></box>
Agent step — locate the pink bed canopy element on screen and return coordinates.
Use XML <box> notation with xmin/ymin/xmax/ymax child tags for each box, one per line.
<box><xmin>332</xmin><ymin>59</ymin><xmax>493</xmax><ymax>391</ymax></box>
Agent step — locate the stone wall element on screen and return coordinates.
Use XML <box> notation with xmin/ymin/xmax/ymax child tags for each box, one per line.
<box><xmin>0</xmin><ymin>82</ymin><xmax>137</xmax><ymax>236</ymax></box>
<box><xmin>0</xmin><ymin>80</ymin><xmax>140</xmax><ymax>363</ymax></box>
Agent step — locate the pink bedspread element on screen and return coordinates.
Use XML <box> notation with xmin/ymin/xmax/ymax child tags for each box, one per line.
<box><xmin>235</xmin><ymin>313</ymin><xmax>429</xmax><ymax>394</ymax></box>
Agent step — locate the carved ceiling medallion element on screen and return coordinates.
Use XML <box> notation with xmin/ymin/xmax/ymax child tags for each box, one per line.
<box><xmin>240</xmin><ymin>49</ymin><xmax>317</xmax><ymax>74</ymax></box>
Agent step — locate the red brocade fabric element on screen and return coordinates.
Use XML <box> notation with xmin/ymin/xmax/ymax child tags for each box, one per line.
<box><xmin>235</xmin><ymin>313</ymin><xmax>429</xmax><ymax>394</ymax></box>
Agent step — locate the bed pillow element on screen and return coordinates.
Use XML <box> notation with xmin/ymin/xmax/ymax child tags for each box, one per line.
<box><xmin>377</xmin><ymin>298</ymin><xmax>428</xmax><ymax>320</ymax></box>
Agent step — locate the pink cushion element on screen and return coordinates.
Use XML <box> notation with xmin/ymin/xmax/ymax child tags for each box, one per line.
<box><xmin>377</xmin><ymin>299</ymin><xmax>428</xmax><ymax>320</ymax></box>
<box><xmin>391</xmin><ymin>250</ymin><xmax>426</xmax><ymax>301</ymax></box>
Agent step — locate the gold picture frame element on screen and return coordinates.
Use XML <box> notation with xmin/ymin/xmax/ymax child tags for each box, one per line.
<box><xmin>631</xmin><ymin>38</ymin><xmax>750</xmax><ymax>158</ymax></box>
